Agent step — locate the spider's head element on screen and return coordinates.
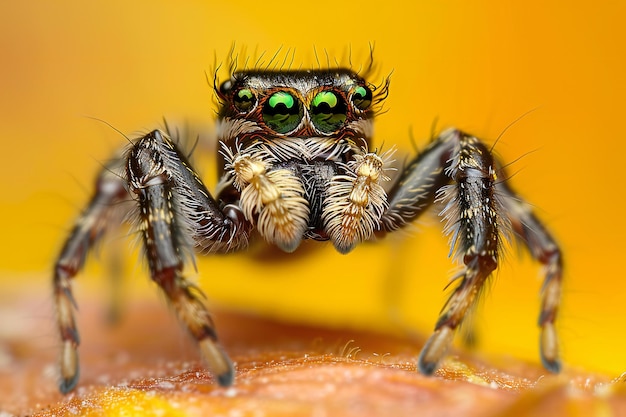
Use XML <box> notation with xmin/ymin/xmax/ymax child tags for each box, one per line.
<box><xmin>215</xmin><ymin>69</ymin><xmax>386</xmax><ymax>143</ymax></box>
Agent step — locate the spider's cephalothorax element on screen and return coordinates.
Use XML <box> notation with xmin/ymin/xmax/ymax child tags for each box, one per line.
<box><xmin>53</xmin><ymin>67</ymin><xmax>563</xmax><ymax>394</ymax></box>
<box><xmin>213</xmin><ymin>69</ymin><xmax>390</xmax><ymax>254</ymax></box>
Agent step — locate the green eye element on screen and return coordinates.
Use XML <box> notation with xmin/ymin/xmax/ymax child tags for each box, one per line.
<box><xmin>263</xmin><ymin>91</ymin><xmax>302</xmax><ymax>133</ymax></box>
<box><xmin>351</xmin><ymin>85</ymin><xmax>372</xmax><ymax>110</ymax></box>
<box><xmin>233</xmin><ymin>88</ymin><xmax>256</xmax><ymax>112</ymax></box>
<box><xmin>310</xmin><ymin>91</ymin><xmax>347</xmax><ymax>133</ymax></box>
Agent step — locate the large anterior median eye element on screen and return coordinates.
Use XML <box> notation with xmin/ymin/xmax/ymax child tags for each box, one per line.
<box><xmin>310</xmin><ymin>90</ymin><xmax>347</xmax><ymax>133</ymax></box>
<box><xmin>262</xmin><ymin>91</ymin><xmax>303</xmax><ymax>133</ymax></box>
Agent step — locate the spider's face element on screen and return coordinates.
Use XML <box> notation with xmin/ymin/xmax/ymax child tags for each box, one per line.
<box><xmin>216</xmin><ymin>69</ymin><xmax>379</xmax><ymax>143</ymax></box>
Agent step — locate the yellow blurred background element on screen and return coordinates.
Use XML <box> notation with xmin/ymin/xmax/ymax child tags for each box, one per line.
<box><xmin>1</xmin><ymin>1</ymin><xmax>625</xmax><ymax>377</ymax></box>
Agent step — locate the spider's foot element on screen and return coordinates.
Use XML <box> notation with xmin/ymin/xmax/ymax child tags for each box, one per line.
<box><xmin>59</xmin><ymin>340</ymin><xmax>80</xmax><ymax>394</ymax></box>
<box><xmin>418</xmin><ymin>326</ymin><xmax>454</xmax><ymax>376</ymax></box>
<box><xmin>199</xmin><ymin>338</ymin><xmax>235</xmax><ymax>387</ymax></box>
<box><xmin>540</xmin><ymin>322</ymin><xmax>561</xmax><ymax>373</ymax></box>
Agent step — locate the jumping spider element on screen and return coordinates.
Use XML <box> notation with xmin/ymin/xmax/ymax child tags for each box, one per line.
<box><xmin>53</xmin><ymin>67</ymin><xmax>563</xmax><ymax>393</ymax></box>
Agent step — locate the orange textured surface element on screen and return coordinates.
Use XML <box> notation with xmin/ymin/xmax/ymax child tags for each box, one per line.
<box><xmin>1</xmin><ymin>289</ymin><xmax>626</xmax><ymax>416</ymax></box>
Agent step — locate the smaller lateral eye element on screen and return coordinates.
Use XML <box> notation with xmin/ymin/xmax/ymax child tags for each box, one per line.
<box><xmin>351</xmin><ymin>85</ymin><xmax>372</xmax><ymax>111</ymax></box>
<box><xmin>219</xmin><ymin>79</ymin><xmax>233</xmax><ymax>96</ymax></box>
<box><xmin>233</xmin><ymin>88</ymin><xmax>256</xmax><ymax>113</ymax></box>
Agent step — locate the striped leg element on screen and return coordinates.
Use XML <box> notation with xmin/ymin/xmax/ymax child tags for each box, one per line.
<box><xmin>126</xmin><ymin>130</ymin><xmax>248</xmax><ymax>387</ymax></box>
<box><xmin>418</xmin><ymin>131</ymin><xmax>502</xmax><ymax>374</ymax></box>
<box><xmin>55</xmin><ymin>130</ymin><xmax>250</xmax><ymax>393</ymax></box>
<box><xmin>496</xmin><ymin>180</ymin><xmax>563</xmax><ymax>372</ymax></box>
<box><xmin>380</xmin><ymin>128</ymin><xmax>562</xmax><ymax>375</ymax></box>
<box><xmin>54</xmin><ymin>163</ymin><xmax>128</xmax><ymax>393</ymax></box>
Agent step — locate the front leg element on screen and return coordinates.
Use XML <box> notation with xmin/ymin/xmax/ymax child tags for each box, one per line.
<box><xmin>54</xmin><ymin>129</ymin><xmax>252</xmax><ymax>394</ymax></box>
<box><xmin>381</xmin><ymin>128</ymin><xmax>563</xmax><ymax>375</ymax></box>
<box><xmin>126</xmin><ymin>130</ymin><xmax>251</xmax><ymax>387</ymax></box>
<box><xmin>418</xmin><ymin>131</ymin><xmax>502</xmax><ymax>374</ymax></box>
